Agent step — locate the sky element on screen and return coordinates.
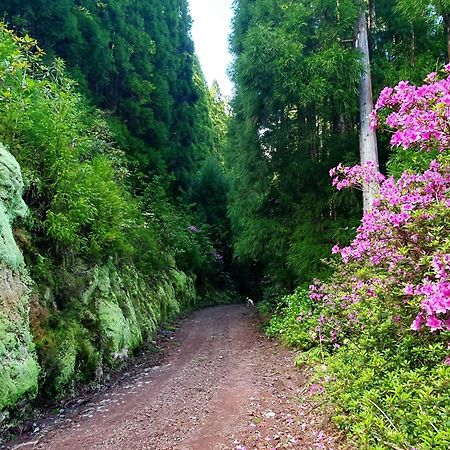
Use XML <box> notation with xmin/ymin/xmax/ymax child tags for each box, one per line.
<box><xmin>188</xmin><ymin>0</ymin><xmax>234</xmax><ymax>97</ymax></box>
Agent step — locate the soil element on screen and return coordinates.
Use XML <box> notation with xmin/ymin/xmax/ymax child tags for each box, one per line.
<box><xmin>3</xmin><ymin>305</ymin><xmax>347</xmax><ymax>450</ymax></box>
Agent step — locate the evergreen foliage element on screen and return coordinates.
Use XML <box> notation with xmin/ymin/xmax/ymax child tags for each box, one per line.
<box><xmin>0</xmin><ymin>0</ymin><xmax>215</xmax><ymax>191</ymax></box>
<box><xmin>0</xmin><ymin>0</ymin><xmax>234</xmax><ymax>285</ymax></box>
<box><xmin>0</xmin><ymin>1</ymin><xmax>232</xmax><ymax>420</ymax></box>
<box><xmin>228</xmin><ymin>0</ymin><xmax>363</xmax><ymax>292</ymax></box>
<box><xmin>228</xmin><ymin>0</ymin><xmax>447</xmax><ymax>296</ymax></box>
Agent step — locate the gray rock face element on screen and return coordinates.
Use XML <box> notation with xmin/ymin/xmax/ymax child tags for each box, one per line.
<box><xmin>0</xmin><ymin>144</ymin><xmax>197</xmax><ymax>423</ymax></box>
<box><xmin>0</xmin><ymin>143</ymin><xmax>28</xmax><ymax>270</ymax></box>
<box><xmin>0</xmin><ymin>144</ymin><xmax>39</xmax><ymax>424</ymax></box>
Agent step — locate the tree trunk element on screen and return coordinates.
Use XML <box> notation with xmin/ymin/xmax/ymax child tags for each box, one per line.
<box><xmin>410</xmin><ymin>25</ymin><xmax>416</xmax><ymax>65</ymax></box>
<box><xmin>356</xmin><ymin>9</ymin><xmax>379</xmax><ymax>212</ymax></box>
<box><xmin>446</xmin><ymin>14</ymin><xmax>450</xmax><ymax>62</ymax></box>
<box><xmin>369</xmin><ymin>0</ymin><xmax>376</xmax><ymax>30</ymax></box>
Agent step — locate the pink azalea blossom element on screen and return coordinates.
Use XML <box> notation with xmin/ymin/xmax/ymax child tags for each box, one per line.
<box><xmin>311</xmin><ymin>67</ymin><xmax>450</xmax><ymax>338</ymax></box>
<box><xmin>411</xmin><ymin>315</ymin><xmax>425</xmax><ymax>331</ymax></box>
<box><xmin>426</xmin><ymin>315</ymin><xmax>443</xmax><ymax>331</ymax></box>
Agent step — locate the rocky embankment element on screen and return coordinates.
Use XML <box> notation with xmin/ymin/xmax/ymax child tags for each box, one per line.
<box><xmin>0</xmin><ymin>144</ymin><xmax>197</xmax><ymax>429</ymax></box>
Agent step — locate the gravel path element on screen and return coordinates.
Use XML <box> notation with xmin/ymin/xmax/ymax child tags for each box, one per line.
<box><xmin>5</xmin><ymin>305</ymin><xmax>347</xmax><ymax>450</ymax></box>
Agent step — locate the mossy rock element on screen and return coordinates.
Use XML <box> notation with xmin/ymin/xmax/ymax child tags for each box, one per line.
<box><xmin>31</xmin><ymin>260</ymin><xmax>199</xmax><ymax>398</ymax></box>
<box><xmin>0</xmin><ymin>144</ymin><xmax>28</xmax><ymax>271</ymax></box>
<box><xmin>0</xmin><ymin>270</ymin><xmax>40</xmax><ymax>422</ymax></box>
<box><xmin>0</xmin><ymin>351</ymin><xmax>39</xmax><ymax>411</ymax></box>
<box><xmin>0</xmin><ymin>144</ymin><xmax>39</xmax><ymax>423</ymax></box>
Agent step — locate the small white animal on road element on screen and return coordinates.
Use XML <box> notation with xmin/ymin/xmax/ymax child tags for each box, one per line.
<box><xmin>246</xmin><ymin>297</ymin><xmax>254</xmax><ymax>307</ymax></box>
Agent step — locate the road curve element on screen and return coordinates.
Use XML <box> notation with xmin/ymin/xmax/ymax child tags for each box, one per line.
<box><xmin>7</xmin><ymin>305</ymin><xmax>345</xmax><ymax>450</ymax></box>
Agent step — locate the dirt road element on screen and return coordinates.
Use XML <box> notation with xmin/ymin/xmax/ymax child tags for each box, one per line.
<box><xmin>6</xmin><ymin>305</ymin><xmax>344</xmax><ymax>450</ymax></box>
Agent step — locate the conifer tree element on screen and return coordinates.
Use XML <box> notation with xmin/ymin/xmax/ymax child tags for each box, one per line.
<box><xmin>228</xmin><ymin>0</ymin><xmax>362</xmax><ymax>289</ymax></box>
<box><xmin>228</xmin><ymin>0</ymin><xmax>447</xmax><ymax>295</ymax></box>
<box><xmin>0</xmin><ymin>0</ymin><xmax>211</xmax><ymax>189</ymax></box>
<box><xmin>395</xmin><ymin>0</ymin><xmax>450</xmax><ymax>60</ymax></box>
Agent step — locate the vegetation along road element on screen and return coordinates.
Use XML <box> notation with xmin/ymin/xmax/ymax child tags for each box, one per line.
<box><xmin>6</xmin><ymin>305</ymin><xmax>345</xmax><ymax>450</ymax></box>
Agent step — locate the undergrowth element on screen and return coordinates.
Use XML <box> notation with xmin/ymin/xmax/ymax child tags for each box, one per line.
<box><xmin>262</xmin><ymin>286</ymin><xmax>450</xmax><ymax>449</ymax></box>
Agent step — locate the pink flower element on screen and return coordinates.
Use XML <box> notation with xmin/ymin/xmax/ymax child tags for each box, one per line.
<box><xmin>411</xmin><ymin>315</ymin><xmax>424</xmax><ymax>331</ymax></box>
<box><xmin>426</xmin><ymin>315</ymin><xmax>443</xmax><ymax>331</ymax></box>
<box><xmin>369</xmin><ymin>110</ymin><xmax>378</xmax><ymax>129</ymax></box>
<box><xmin>331</xmin><ymin>244</ymin><xmax>340</xmax><ymax>254</ymax></box>
<box><xmin>425</xmin><ymin>72</ymin><xmax>437</xmax><ymax>83</ymax></box>
<box><xmin>372</xmin><ymin>68</ymin><xmax>450</xmax><ymax>152</ymax></box>
<box><xmin>309</xmin><ymin>384</ymin><xmax>324</xmax><ymax>395</ymax></box>
<box><xmin>404</xmin><ymin>284</ymin><xmax>414</xmax><ymax>295</ymax></box>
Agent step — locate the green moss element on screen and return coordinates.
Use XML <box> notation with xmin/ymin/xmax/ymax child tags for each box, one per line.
<box><xmin>93</xmin><ymin>264</ymin><xmax>197</xmax><ymax>361</ymax></box>
<box><xmin>0</xmin><ymin>272</ymin><xmax>39</xmax><ymax>419</ymax></box>
<box><xmin>30</xmin><ymin>261</ymin><xmax>199</xmax><ymax>400</ymax></box>
<box><xmin>0</xmin><ymin>144</ymin><xmax>27</xmax><ymax>271</ymax></box>
<box><xmin>36</xmin><ymin>319</ymin><xmax>101</xmax><ymax>397</ymax></box>
<box><xmin>77</xmin><ymin>338</ymin><xmax>101</xmax><ymax>377</ymax></box>
<box><xmin>98</xmin><ymin>298</ymin><xmax>142</xmax><ymax>357</ymax></box>
<box><xmin>170</xmin><ymin>268</ymin><xmax>197</xmax><ymax>309</ymax></box>
<box><xmin>96</xmin><ymin>264</ymin><xmax>145</xmax><ymax>359</ymax></box>
<box><xmin>0</xmin><ymin>354</ymin><xmax>39</xmax><ymax>410</ymax></box>
<box><xmin>0</xmin><ymin>144</ymin><xmax>40</xmax><ymax>421</ymax></box>
<box><xmin>53</xmin><ymin>329</ymin><xmax>78</xmax><ymax>394</ymax></box>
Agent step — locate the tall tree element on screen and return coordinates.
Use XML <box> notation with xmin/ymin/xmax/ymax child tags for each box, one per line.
<box><xmin>228</xmin><ymin>0</ymin><xmax>447</xmax><ymax>297</ymax></box>
<box><xmin>0</xmin><ymin>0</ymin><xmax>211</xmax><ymax>190</ymax></box>
<box><xmin>356</xmin><ymin>3</ymin><xmax>379</xmax><ymax>211</ymax></box>
<box><xmin>228</xmin><ymin>0</ymin><xmax>362</xmax><ymax>290</ymax></box>
<box><xmin>395</xmin><ymin>0</ymin><xmax>450</xmax><ymax>60</ymax></box>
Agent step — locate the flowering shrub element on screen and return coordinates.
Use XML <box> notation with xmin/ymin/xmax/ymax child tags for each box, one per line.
<box><xmin>330</xmin><ymin>160</ymin><xmax>384</xmax><ymax>191</ymax></box>
<box><xmin>370</xmin><ymin>64</ymin><xmax>450</xmax><ymax>151</ymax></box>
<box><xmin>325</xmin><ymin>66</ymin><xmax>450</xmax><ymax>335</ymax></box>
<box><xmin>266</xmin><ymin>68</ymin><xmax>450</xmax><ymax>448</ymax></box>
<box><xmin>328</xmin><ymin>160</ymin><xmax>450</xmax><ymax>334</ymax></box>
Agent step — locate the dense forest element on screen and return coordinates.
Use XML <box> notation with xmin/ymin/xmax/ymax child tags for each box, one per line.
<box><xmin>1</xmin><ymin>0</ymin><xmax>450</xmax><ymax>448</ymax></box>
<box><xmin>228</xmin><ymin>0</ymin><xmax>446</xmax><ymax>294</ymax></box>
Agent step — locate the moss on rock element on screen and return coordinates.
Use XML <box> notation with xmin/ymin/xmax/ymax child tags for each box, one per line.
<box><xmin>34</xmin><ymin>261</ymin><xmax>198</xmax><ymax>397</ymax></box>
<box><xmin>0</xmin><ymin>144</ymin><xmax>39</xmax><ymax>424</ymax></box>
<box><xmin>0</xmin><ymin>142</ymin><xmax>200</xmax><ymax>413</ymax></box>
<box><xmin>0</xmin><ymin>143</ymin><xmax>28</xmax><ymax>271</ymax></box>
